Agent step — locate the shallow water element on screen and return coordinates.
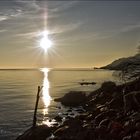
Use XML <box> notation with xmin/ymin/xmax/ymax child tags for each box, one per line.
<box><xmin>0</xmin><ymin>68</ymin><xmax>121</xmax><ymax>140</ymax></box>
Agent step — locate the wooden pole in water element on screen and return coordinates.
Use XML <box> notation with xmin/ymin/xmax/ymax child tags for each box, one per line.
<box><xmin>33</xmin><ymin>86</ymin><xmax>41</xmax><ymax>128</ymax></box>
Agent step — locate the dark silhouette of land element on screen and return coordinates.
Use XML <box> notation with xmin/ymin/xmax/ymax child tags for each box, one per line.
<box><xmin>16</xmin><ymin>54</ymin><xmax>140</xmax><ymax>140</ymax></box>
<box><xmin>16</xmin><ymin>77</ymin><xmax>140</xmax><ymax>140</ymax></box>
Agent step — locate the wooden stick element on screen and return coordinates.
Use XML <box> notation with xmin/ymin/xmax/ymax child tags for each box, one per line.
<box><xmin>32</xmin><ymin>86</ymin><xmax>41</xmax><ymax>128</ymax></box>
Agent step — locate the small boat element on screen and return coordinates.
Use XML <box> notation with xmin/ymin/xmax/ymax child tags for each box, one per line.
<box><xmin>79</xmin><ymin>81</ymin><xmax>96</xmax><ymax>86</ymax></box>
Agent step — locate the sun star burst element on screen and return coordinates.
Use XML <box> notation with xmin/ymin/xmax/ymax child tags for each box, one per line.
<box><xmin>40</xmin><ymin>30</ymin><xmax>52</xmax><ymax>52</ymax></box>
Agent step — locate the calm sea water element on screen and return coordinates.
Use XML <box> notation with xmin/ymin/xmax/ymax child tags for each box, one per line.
<box><xmin>0</xmin><ymin>69</ymin><xmax>121</xmax><ymax>140</ymax></box>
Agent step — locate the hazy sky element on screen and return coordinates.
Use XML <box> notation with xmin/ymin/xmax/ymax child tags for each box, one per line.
<box><xmin>0</xmin><ymin>0</ymin><xmax>140</xmax><ymax>68</ymax></box>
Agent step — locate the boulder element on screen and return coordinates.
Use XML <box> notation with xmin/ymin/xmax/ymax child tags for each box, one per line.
<box><xmin>54</xmin><ymin>126</ymin><xmax>69</xmax><ymax>136</ymax></box>
<box><xmin>107</xmin><ymin>96</ymin><xmax>124</xmax><ymax>110</ymax></box>
<box><xmin>123</xmin><ymin>92</ymin><xmax>140</xmax><ymax>113</ymax></box>
<box><xmin>54</xmin><ymin>115</ymin><xmax>62</xmax><ymax>122</ymax></box>
<box><xmin>101</xmin><ymin>81</ymin><xmax>117</xmax><ymax>93</ymax></box>
<box><xmin>16</xmin><ymin>125</ymin><xmax>52</xmax><ymax>140</ymax></box>
<box><xmin>54</xmin><ymin>91</ymin><xmax>86</xmax><ymax>107</ymax></box>
<box><xmin>95</xmin><ymin>110</ymin><xmax>117</xmax><ymax>125</ymax></box>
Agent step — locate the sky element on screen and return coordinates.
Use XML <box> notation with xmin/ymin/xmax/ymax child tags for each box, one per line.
<box><xmin>0</xmin><ymin>0</ymin><xmax>140</xmax><ymax>68</ymax></box>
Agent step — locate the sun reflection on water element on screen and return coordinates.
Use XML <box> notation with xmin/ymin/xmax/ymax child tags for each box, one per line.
<box><xmin>40</xmin><ymin>68</ymin><xmax>52</xmax><ymax>126</ymax></box>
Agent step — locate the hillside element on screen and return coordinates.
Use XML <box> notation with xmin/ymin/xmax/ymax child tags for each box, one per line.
<box><xmin>101</xmin><ymin>54</ymin><xmax>140</xmax><ymax>71</ymax></box>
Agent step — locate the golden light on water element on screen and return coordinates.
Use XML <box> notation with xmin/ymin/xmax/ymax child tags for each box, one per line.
<box><xmin>40</xmin><ymin>68</ymin><xmax>57</xmax><ymax>126</ymax></box>
<box><xmin>40</xmin><ymin>68</ymin><xmax>52</xmax><ymax>126</ymax></box>
<box><xmin>41</xmin><ymin>68</ymin><xmax>51</xmax><ymax>107</ymax></box>
<box><xmin>39</xmin><ymin>30</ymin><xmax>53</xmax><ymax>52</ymax></box>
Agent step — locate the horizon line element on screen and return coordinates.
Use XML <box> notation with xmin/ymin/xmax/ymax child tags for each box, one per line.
<box><xmin>0</xmin><ymin>67</ymin><xmax>101</xmax><ymax>70</ymax></box>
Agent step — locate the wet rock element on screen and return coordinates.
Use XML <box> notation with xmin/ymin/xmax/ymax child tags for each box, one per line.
<box><xmin>88</xmin><ymin>87</ymin><xmax>102</xmax><ymax>98</ymax></box>
<box><xmin>123</xmin><ymin>92</ymin><xmax>140</xmax><ymax>113</ymax></box>
<box><xmin>122</xmin><ymin>135</ymin><xmax>132</xmax><ymax>140</ymax></box>
<box><xmin>54</xmin><ymin>116</ymin><xmax>62</xmax><ymax>122</ymax></box>
<box><xmin>75</xmin><ymin>108</ymin><xmax>85</xmax><ymax>113</ymax></box>
<box><xmin>85</xmin><ymin>113</ymin><xmax>97</xmax><ymax>122</ymax></box>
<box><xmin>133</xmin><ymin>131</ymin><xmax>140</xmax><ymax>140</ymax></box>
<box><xmin>54</xmin><ymin>126</ymin><xmax>69</xmax><ymax>136</ymax></box>
<box><xmin>99</xmin><ymin>119</ymin><xmax>110</xmax><ymax>127</ymax></box>
<box><xmin>65</xmin><ymin>116</ymin><xmax>72</xmax><ymax>120</ymax></box>
<box><xmin>53</xmin><ymin>136</ymin><xmax>76</xmax><ymax>139</ymax></box>
<box><xmin>135</xmin><ymin>122</ymin><xmax>140</xmax><ymax>131</ymax></box>
<box><xmin>75</xmin><ymin>113</ymin><xmax>89</xmax><ymax>121</ymax></box>
<box><xmin>54</xmin><ymin>91</ymin><xmax>86</xmax><ymax>107</ymax></box>
<box><xmin>16</xmin><ymin>125</ymin><xmax>52</xmax><ymax>140</ymax></box>
<box><xmin>67</xmin><ymin>109</ymin><xmax>72</xmax><ymax>112</ymax></box>
<box><xmin>63</xmin><ymin>113</ymin><xmax>68</xmax><ymax>116</ymax></box>
<box><xmin>108</xmin><ymin>121</ymin><xmax>123</xmax><ymax>132</ymax></box>
<box><xmin>123</xmin><ymin>78</ymin><xmax>140</xmax><ymax>94</ymax></box>
<box><xmin>129</xmin><ymin>112</ymin><xmax>140</xmax><ymax>122</ymax></box>
<box><xmin>95</xmin><ymin>125</ymin><xmax>109</xmax><ymax>140</ymax></box>
<box><xmin>69</xmin><ymin>113</ymin><xmax>74</xmax><ymax>116</ymax></box>
<box><xmin>107</xmin><ymin>95</ymin><xmax>124</xmax><ymax>110</ymax></box>
<box><xmin>52</xmin><ymin>123</ymin><xmax>59</xmax><ymax>126</ymax></box>
<box><xmin>101</xmin><ymin>81</ymin><xmax>117</xmax><ymax>93</ymax></box>
<box><xmin>63</xmin><ymin>118</ymin><xmax>82</xmax><ymax>127</ymax></box>
<box><xmin>108</xmin><ymin>121</ymin><xmax>124</xmax><ymax>140</ymax></box>
<box><xmin>57</xmin><ymin>106</ymin><xmax>61</xmax><ymax>109</ymax></box>
<box><xmin>53</xmin><ymin>118</ymin><xmax>87</xmax><ymax>140</ymax></box>
<box><xmin>133</xmin><ymin>91</ymin><xmax>140</xmax><ymax>103</ymax></box>
<box><xmin>95</xmin><ymin>110</ymin><xmax>117</xmax><ymax>125</ymax></box>
<box><xmin>87</xmin><ymin>83</ymin><xmax>117</xmax><ymax>106</ymax></box>
<box><xmin>123</xmin><ymin>120</ymin><xmax>136</xmax><ymax>135</ymax></box>
<box><xmin>119</xmin><ymin>131</ymin><xmax>126</xmax><ymax>140</ymax></box>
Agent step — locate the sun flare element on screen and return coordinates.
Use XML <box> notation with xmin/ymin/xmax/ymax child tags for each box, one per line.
<box><xmin>40</xmin><ymin>30</ymin><xmax>52</xmax><ymax>52</ymax></box>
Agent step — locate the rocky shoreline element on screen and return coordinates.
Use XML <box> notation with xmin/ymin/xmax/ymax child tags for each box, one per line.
<box><xmin>16</xmin><ymin>77</ymin><xmax>140</xmax><ymax>140</ymax></box>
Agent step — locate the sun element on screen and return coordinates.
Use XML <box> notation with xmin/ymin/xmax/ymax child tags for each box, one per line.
<box><xmin>40</xmin><ymin>30</ymin><xmax>52</xmax><ymax>52</ymax></box>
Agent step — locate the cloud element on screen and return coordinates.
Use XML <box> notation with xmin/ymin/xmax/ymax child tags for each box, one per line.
<box><xmin>35</xmin><ymin>1</ymin><xmax>79</xmax><ymax>19</ymax></box>
<box><xmin>0</xmin><ymin>16</ymin><xmax>8</xmax><ymax>21</ymax></box>
<box><xmin>0</xmin><ymin>29</ymin><xmax>6</xmax><ymax>33</ymax></box>
<box><xmin>50</xmin><ymin>22</ymin><xmax>82</xmax><ymax>34</ymax></box>
<box><xmin>14</xmin><ymin>21</ymin><xmax>82</xmax><ymax>39</ymax></box>
<box><xmin>91</xmin><ymin>23</ymin><xmax>140</xmax><ymax>40</ymax></box>
<box><xmin>0</xmin><ymin>0</ymin><xmax>40</xmax><ymax>22</ymax></box>
<box><xmin>15</xmin><ymin>31</ymin><xmax>40</xmax><ymax>39</ymax></box>
<box><xmin>15</xmin><ymin>0</ymin><xmax>41</xmax><ymax>13</ymax></box>
<box><xmin>120</xmin><ymin>24</ymin><xmax>140</xmax><ymax>33</ymax></box>
<box><xmin>49</xmin><ymin>1</ymin><xmax>78</xmax><ymax>13</ymax></box>
<box><xmin>105</xmin><ymin>23</ymin><xmax>140</xmax><ymax>39</ymax></box>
